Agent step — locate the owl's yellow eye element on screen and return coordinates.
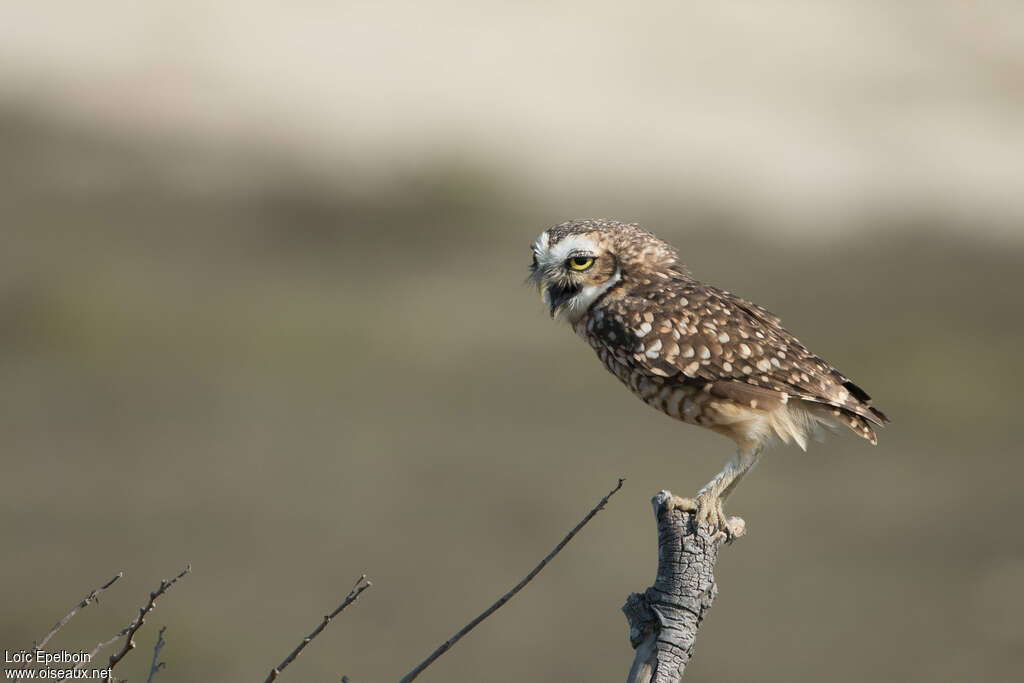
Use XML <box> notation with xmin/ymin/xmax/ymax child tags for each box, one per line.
<box><xmin>567</xmin><ymin>256</ymin><xmax>595</xmax><ymax>271</ymax></box>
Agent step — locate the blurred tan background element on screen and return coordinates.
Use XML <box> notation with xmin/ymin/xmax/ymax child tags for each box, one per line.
<box><xmin>2</xmin><ymin>2</ymin><xmax>1023</xmax><ymax>682</ymax></box>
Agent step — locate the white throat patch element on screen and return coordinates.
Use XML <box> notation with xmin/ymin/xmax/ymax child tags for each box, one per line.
<box><xmin>560</xmin><ymin>267</ymin><xmax>620</xmax><ymax>323</ymax></box>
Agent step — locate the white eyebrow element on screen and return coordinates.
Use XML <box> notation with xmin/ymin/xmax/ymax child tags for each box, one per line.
<box><xmin>546</xmin><ymin>234</ymin><xmax>599</xmax><ymax>263</ymax></box>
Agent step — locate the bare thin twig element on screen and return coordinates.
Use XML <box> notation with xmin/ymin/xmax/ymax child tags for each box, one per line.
<box><xmin>70</xmin><ymin>630</ymin><xmax>128</xmax><ymax>677</ymax></box>
<box><xmin>61</xmin><ymin>567</ymin><xmax>190</xmax><ymax>681</ymax></box>
<box><xmin>398</xmin><ymin>478</ymin><xmax>625</xmax><ymax>683</ymax></box>
<box><xmin>34</xmin><ymin>572</ymin><xmax>124</xmax><ymax>651</ymax></box>
<box><xmin>69</xmin><ymin>630</ymin><xmax>125</xmax><ymax>679</ymax></box>
<box><xmin>22</xmin><ymin>572</ymin><xmax>124</xmax><ymax>673</ymax></box>
<box><xmin>146</xmin><ymin>626</ymin><xmax>167</xmax><ymax>683</ymax></box>
<box><xmin>89</xmin><ymin>565</ymin><xmax>190</xmax><ymax>683</ymax></box>
<box><xmin>263</xmin><ymin>574</ymin><xmax>373</xmax><ymax>683</ymax></box>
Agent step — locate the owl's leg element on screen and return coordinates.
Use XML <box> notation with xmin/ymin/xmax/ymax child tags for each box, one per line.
<box><xmin>720</xmin><ymin>444</ymin><xmax>763</xmax><ymax>502</ymax></box>
<box><xmin>694</xmin><ymin>445</ymin><xmax>762</xmax><ymax>540</ymax></box>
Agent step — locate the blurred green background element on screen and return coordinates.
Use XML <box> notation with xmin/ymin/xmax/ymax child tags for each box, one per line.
<box><xmin>2</xmin><ymin>3</ymin><xmax>1023</xmax><ymax>682</ymax></box>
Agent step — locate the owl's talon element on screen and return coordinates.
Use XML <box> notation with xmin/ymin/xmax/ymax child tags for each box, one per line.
<box><xmin>694</xmin><ymin>495</ymin><xmax>742</xmax><ymax>542</ymax></box>
<box><xmin>725</xmin><ymin>516</ymin><xmax>746</xmax><ymax>540</ymax></box>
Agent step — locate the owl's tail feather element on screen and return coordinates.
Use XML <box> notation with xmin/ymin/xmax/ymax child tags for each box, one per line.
<box><xmin>805</xmin><ymin>403</ymin><xmax>881</xmax><ymax>446</ymax></box>
<box><xmin>841</xmin><ymin>380</ymin><xmax>889</xmax><ymax>425</ymax></box>
<box><xmin>841</xmin><ymin>411</ymin><xmax>879</xmax><ymax>446</ymax></box>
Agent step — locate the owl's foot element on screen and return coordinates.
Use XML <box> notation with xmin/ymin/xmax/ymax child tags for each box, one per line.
<box><xmin>665</xmin><ymin>495</ymin><xmax>698</xmax><ymax>513</ymax></box>
<box><xmin>694</xmin><ymin>494</ymin><xmax>746</xmax><ymax>543</ymax></box>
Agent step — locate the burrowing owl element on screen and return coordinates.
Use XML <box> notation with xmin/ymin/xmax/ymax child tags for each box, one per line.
<box><xmin>529</xmin><ymin>219</ymin><xmax>888</xmax><ymax>537</ymax></box>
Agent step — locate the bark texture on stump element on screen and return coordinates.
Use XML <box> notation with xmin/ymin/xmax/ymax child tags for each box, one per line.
<box><xmin>623</xmin><ymin>491</ymin><xmax>738</xmax><ymax>683</ymax></box>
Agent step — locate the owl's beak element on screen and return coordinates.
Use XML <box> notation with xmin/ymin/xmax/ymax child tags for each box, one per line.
<box><xmin>545</xmin><ymin>282</ymin><xmax>580</xmax><ymax>317</ymax></box>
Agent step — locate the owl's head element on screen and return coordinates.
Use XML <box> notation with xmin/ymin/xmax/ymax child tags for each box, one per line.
<box><xmin>528</xmin><ymin>219</ymin><xmax>682</xmax><ymax>323</ymax></box>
